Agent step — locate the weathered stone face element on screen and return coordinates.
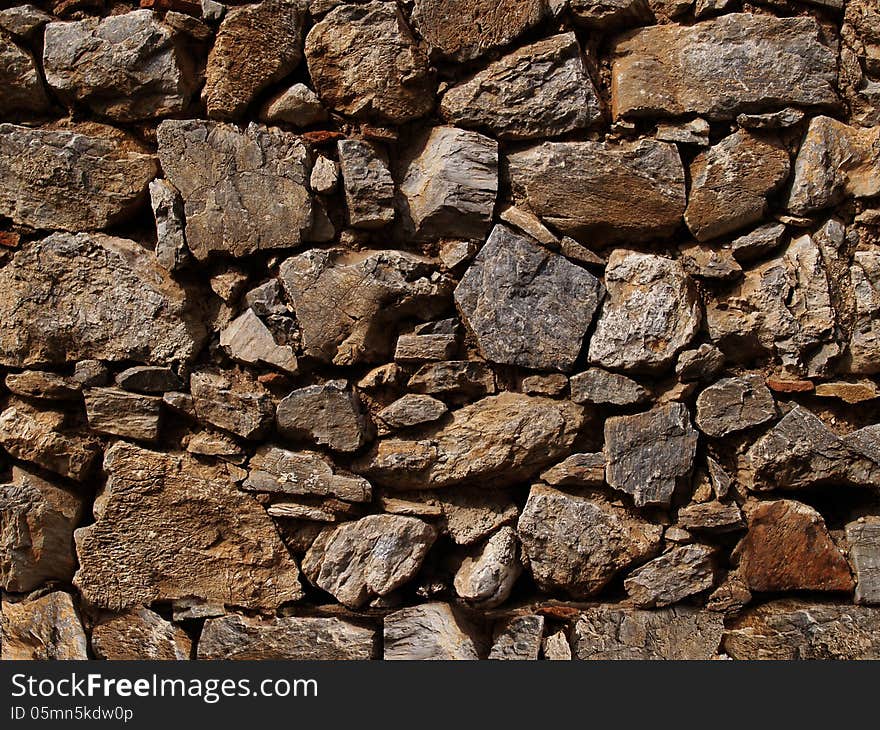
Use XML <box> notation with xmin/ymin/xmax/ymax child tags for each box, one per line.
<box><xmin>384</xmin><ymin>603</ymin><xmax>480</xmax><ymax>660</ymax></box>
<box><xmin>454</xmin><ymin>526</ymin><xmax>520</xmax><ymax>608</ymax></box>
<box><xmin>1</xmin><ymin>592</ymin><xmax>88</xmax><ymax>661</ymax></box>
<box><xmin>0</xmin><ymin>123</ymin><xmax>156</xmax><ymax>232</ymax></box>
<box><xmin>454</xmin><ymin>226</ymin><xmax>603</xmax><ymax>372</ymax></box>
<box><xmin>0</xmin><ymin>31</ymin><xmax>51</xmax><ymax>117</ymax></box>
<box><xmin>611</xmin><ymin>14</ymin><xmax>838</xmax><ymax>120</ymax></box>
<box><xmin>157</xmin><ymin>120</ymin><xmax>313</xmax><ymax>260</ymax></box>
<box><xmin>92</xmin><ymin>608</ymin><xmax>192</xmax><ymax>661</ymax></box>
<box><xmin>276</xmin><ymin>380</ymin><xmax>369</xmax><ymax>453</ymax></box>
<box><xmin>846</xmin><ymin>518</ymin><xmax>880</xmax><ymax>605</ymax></box>
<box><xmin>624</xmin><ymin>545</ymin><xmax>715</xmax><ymax>608</ymax></box>
<box><xmin>190</xmin><ymin>369</ymin><xmax>275</xmax><ymax>441</ymax></box>
<box><xmin>695</xmin><ymin>374</ymin><xmax>777</xmax><ymax>438</ymax></box>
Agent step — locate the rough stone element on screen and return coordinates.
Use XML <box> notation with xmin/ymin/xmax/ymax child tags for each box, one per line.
<box><xmin>569</xmin><ymin>368</ymin><xmax>648</xmax><ymax>406</ymax></box>
<box><xmin>678</xmin><ymin>244</ymin><xmax>742</xmax><ymax>281</ymax></box>
<box><xmin>92</xmin><ymin>608</ymin><xmax>191</xmax><ymax>660</ymax></box>
<box><xmin>220</xmin><ymin>309</ymin><xmax>298</xmax><ymax>375</ymax></box>
<box><xmin>521</xmin><ymin>373</ymin><xmax>568</xmax><ymax>396</ymax></box>
<box><xmin>0</xmin><ymin>5</ymin><xmax>52</xmax><ymax>39</ymax></box>
<box><xmin>205</xmin><ymin>0</ymin><xmax>306</xmax><ymax>120</ymax></box>
<box><xmin>384</xmin><ymin>603</ymin><xmax>480</xmax><ymax>660</ymax></box>
<box><xmin>377</xmin><ymin>394</ymin><xmax>448</xmax><ymax>432</ymax></box>
<box><xmin>733</xmin><ymin>500</ymin><xmax>854</xmax><ymax>592</ymax></box>
<box><xmin>5</xmin><ymin>371</ymin><xmax>81</xmax><ymax>401</ymax></box>
<box><xmin>677</xmin><ymin>501</ymin><xmax>744</xmax><ymax>532</ymax></box>
<box><xmin>302</xmin><ymin>514</ymin><xmax>436</xmax><ymax>608</ymax></box>
<box><xmin>43</xmin><ymin>10</ymin><xmax>196</xmax><ymax>121</ymax></box>
<box><xmin>540</xmin><ymin>452</ymin><xmax>605</xmax><ymax>488</ymax></box>
<box><xmin>848</xmin><ymin>249</ymin><xmax>880</xmax><ymax>374</ymax></box>
<box><xmin>440</xmin><ymin>33</ymin><xmax>601</xmax><ymax>140</ymax></box>
<box><xmin>454</xmin><ymin>526</ymin><xmax>520</xmax><ymax>608</ymax></box>
<box><xmin>0</xmin><ymin>31</ymin><xmax>51</xmax><ymax>117</ymax></box>
<box><xmin>814</xmin><ymin>380</ymin><xmax>880</xmax><ymax>403</ymax></box>
<box><xmin>149</xmin><ymin>179</ymin><xmax>190</xmax><ymax>272</ymax></box>
<box><xmin>507</xmin><ymin>139</ymin><xmax>686</xmax><ymax>245</ymax></box>
<box><xmin>610</xmin><ymin>14</ymin><xmax>839</xmax><ymax>120</ymax></box>
<box><xmin>74</xmin><ymin>442</ymin><xmax>303</xmax><ymax>610</ymax></box>
<box><xmin>624</xmin><ymin>544</ymin><xmax>715</xmax><ymax>608</ymax></box>
<box><xmin>542</xmin><ymin>629</ymin><xmax>572</xmax><ymax>660</ymax></box>
<box><xmin>0</xmin><ymin>592</ymin><xmax>88</xmax><ymax>660</ymax></box>
<box><xmin>0</xmin><ymin>467</ymin><xmax>82</xmax><ymax>592</ymax></box>
<box><xmin>572</xmin><ymin>606</ymin><xmax>723</xmax><ymax>659</ymax></box>
<box><xmin>675</xmin><ymin>345</ymin><xmax>725</xmax><ymax>382</ymax></box>
<box><xmin>517</xmin><ymin>485</ymin><xmax>662</xmax><ymax>599</ymax></box>
<box><xmin>437</xmin><ymin>488</ymin><xmax>519</xmax><ymax>546</ymax></box>
<box><xmin>190</xmin><ymin>368</ymin><xmax>274</xmax><ymax>440</ymax></box>
<box><xmin>305</xmin><ymin>2</ymin><xmax>434</xmax><ymax>124</ymax></box>
<box><xmin>358</xmin><ymin>393</ymin><xmax>583</xmax><ymax>490</ymax></box>
<box><xmin>309</xmin><ymin>155</ymin><xmax>338</xmax><ymax>195</ymax></box>
<box><xmin>685</xmin><ymin>131</ymin><xmax>790</xmax><ymax>241</ymax></box>
<box><xmin>408</xmin><ymin>361</ymin><xmax>496</xmax><ymax>398</ymax></box>
<box><xmin>400</xmin><ymin>126</ymin><xmax>498</xmax><ymax>241</ymax></box>
<box><xmin>0</xmin><ymin>123</ymin><xmax>156</xmax><ymax>232</ymax></box>
<box><xmin>570</xmin><ymin>0</ymin><xmax>654</xmax><ymax>30</ymax></box>
<box><xmin>455</xmin><ymin>226</ymin><xmax>602</xmax><ymax>372</ymax></box>
<box><xmin>846</xmin><ymin>518</ymin><xmax>880</xmax><ymax>605</ymax></box>
<box><xmin>116</xmin><ymin>366</ymin><xmax>182</xmax><ymax>394</ymax></box>
<box><xmin>157</xmin><ymin>120</ymin><xmax>312</xmax><ymax>260</ymax></box>
<box><xmin>84</xmin><ymin>388</ymin><xmax>162</xmax><ymax>442</ymax></box>
<box><xmin>695</xmin><ymin>374</ymin><xmax>777</xmax><ymax>438</ymax></box>
<box><xmin>277</xmin><ymin>380</ymin><xmax>368</xmax><ymax>453</ymax></box>
<box><xmin>737</xmin><ymin>108</ymin><xmax>805</xmax><ymax>129</ymax></box>
<box><xmin>655</xmin><ymin>117</ymin><xmax>710</xmax><ymax>146</ymax></box>
<box><xmin>337</xmin><ymin>139</ymin><xmax>395</xmax><ymax>229</ymax></box>
<box><xmin>729</xmin><ymin>223</ymin><xmax>787</xmax><ymax>263</ymax></box>
<box><xmin>261</xmin><ymin>83</ymin><xmax>328</xmax><ymax>127</ymax></box>
<box><xmin>605</xmin><ymin>403</ymin><xmax>698</xmax><ymax>508</ymax></box>
<box><xmin>488</xmin><ymin>615</ymin><xmax>545</xmax><ymax>660</ymax></box>
<box><xmin>394</xmin><ymin>334</ymin><xmax>457</xmax><ymax>363</ymax></box>
<box><xmin>186</xmin><ymin>431</ymin><xmax>245</xmax><ymax>464</ymax></box>
<box><xmin>279</xmin><ymin>248</ymin><xmax>450</xmax><ymax>366</ymax></box>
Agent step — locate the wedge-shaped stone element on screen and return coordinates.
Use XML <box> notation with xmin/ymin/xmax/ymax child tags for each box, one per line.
<box><xmin>84</xmin><ymin>388</ymin><xmax>162</xmax><ymax>442</ymax></box>
<box><xmin>198</xmin><ymin>614</ymin><xmax>375</xmax><ymax>660</ymax></box>
<box><xmin>302</xmin><ymin>514</ymin><xmax>436</xmax><ymax>608</ymax></box>
<box><xmin>455</xmin><ymin>226</ymin><xmax>603</xmax><ymax>372</ymax></box>
<box><xmin>0</xmin><ymin>123</ymin><xmax>156</xmax><ymax>232</ymax></box>
<box><xmin>1</xmin><ymin>592</ymin><xmax>88</xmax><ymax>660</ymax></box>
<box><xmin>0</xmin><ymin>233</ymin><xmax>205</xmax><ymax>368</ymax></box>
<box><xmin>220</xmin><ymin>310</ymin><xmax>298</xmax><ymax>374</ymax></box>
<box><xmin>0</xmin><ymin>31</ymin><xmax>51</xmax><ymax>117</ymax></box>
<box><xmin>92</xmin><ymin>608</ymin><xmax>191</xmax><ymax>660</ymax></box>
<box><xmin>74</xmin><ymin>442</ymin><xmax>303</xmax><ymax>611</ymax></box>
<box><xmin>508</xmin><ymin>139</ymin><xmax>685</xmax><ymax>245</ymax></box>
<box><xmin>611</xmin><ymin>13</ymin><xmax>838</xmax><ymax>120</ymax></box>
<box><xmin>357</xmin><ymin>393</ymin><xmax>583</xmax><ymax>490</ymax></box>
<box><xmin>384</xmin><ymin>603</ymin><xmax>480</xmax><ymax>660</ymax></box>
<box><xmin>190</xmin><ymin>369</ymin><xmax>274</xmax><ymax>441</ymax></box>
<box><xmin>157</xmin><ymin>120</ymin><xmax>312</xmax><ymax>260</ymax></box>
<box><xmin>440</xmin><ymin>33</ymin><xmax>601</xmax><ymax>140</ymax></box>
<box><xmin>517</xmin><ymin>485</ymin><xmax>662</xmax><ymax>599</ymax></box>
<box><xmin>569</xmin><ymin>369</ymin><xmax>648</xmax><ymax>406</ymax></box>
<box><xmin>624</xmin><ymin>544</ymin><xmax>715</xmax><ymax>608</ymax></box>
<box><xmin>43</xmin><ymin>10</ymin><xmax>196</xmax><ymax>121</ymax></box>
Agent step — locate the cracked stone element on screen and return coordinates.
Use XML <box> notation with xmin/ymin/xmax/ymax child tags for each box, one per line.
<box><xmin>149</xmin><ymin>179</ymin><xmax>190</xmax><ymax>272</ymax></box>
<box><xmin>338</xmin><ymin>139</ymin><xmax>395</xmax><ymax>229</ymax></box>
<box><xmin>84</xmin><ymin>388</ymin><xmax>162</xmax><ymax>442</ymax></box>
<box><xmin>624</xmin><ymin>544</ymin><xmax>715</xmax><ymax>607</ymax></box>
<box><xmin>276</xmin><ymin>380</ymin><xmax>368</xmax><ymax>453</ymax></box>
<box><xmin>92</xmin><ymin>608</ymin><xmax>192</xmax><ymax>660</ymax></box>
<box><xmin>1</xmin><ymin>592</ymin><xmax>88</xmax><ymax>660</ymax></box>
<box><xmin>384</xmin><ymin>603</ymin><xmax>480</xmax><ymax>660</ymax></box>
<box><xmin>695</xmin><ymin>374</ymin><xmax>777</xmax><ymax>438</ymax></box>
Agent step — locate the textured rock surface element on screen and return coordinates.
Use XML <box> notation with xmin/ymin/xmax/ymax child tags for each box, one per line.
<box><xmin>695</xmin><ymin>375</ymin><xmax>777</xmax><ymax>438</ymax></box>
<box><xmin>245</xmin><ymin>446</ymin><xmax>371</xmax><ymax>502</ymax></box>
<box><xmin>0</xmin><ymin>31</ymin><xmax>51</xmax><ymax>117</ymax></box>
<box><xmin>220</xmin><ymin>310</ymin><xmax>298</xmax><ymax>374</ymax></box>
<box><xmin>84</xmin><ymin>388</ymin><xmax>162</xmax><ymax>442</ymax></box>
<box><xmin>455</xmin><ymin>226</ymin><xmax>602</xmax><ymax>372</ymax></box>
<box><xmin>1</xmin><ymin>592</ymin><xmax>88</xmax><ymax>660</ymax></box>
<box><xmin>92</xmin><ymin>608</ymin><xmax>192</xmax><ymax>660</ymax></box>
<box><xmin>454</xmin><ymin>526</ymin><xmax>520</xmax><ymax>608</ymax></box>
<box><xmin>569</xmin><ymin>369</ymin><xmax>648</xmax><ymax>406</ymax></box>
<box><xmin>277</xmin><ymin>380</ymin><xmax>368</xmax><ymax>453</ymax></box>
<box><xmin>338</xmin><ymin>139</ymin><xmax>395</xmax><ymax>229</ymax></box>
<box><xmin>488</xmin><ymin>615</ymin><xmax>545</xmax><ymax>661</ymax></box>
<box><xmin>624</xmin><ymin>545</ymin><xmax>715</xmax><ymax>607</ymax></box>
<box><xmin>190</xmin><ymin>369</ymin><xmax>274</xmax><ymax>440</ymax></box>
<box><xmin>847</xmin><ymin>518</ymin><xmax>880</xmax><ymax>605</ymax></box>
<box><xmin>384</xmin><ymin>603</ymin><xmax>479</xmax><ymax>660</ymax></box>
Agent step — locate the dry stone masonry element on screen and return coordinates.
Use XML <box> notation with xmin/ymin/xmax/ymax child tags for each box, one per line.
<box><xmin>2</xmin><ymin>0</ymin><xmax>880</xmax><ymax>662</ymax></box>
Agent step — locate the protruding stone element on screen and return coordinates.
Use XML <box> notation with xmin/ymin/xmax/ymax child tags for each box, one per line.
<box><xmin>454</xmin><ymin>526</ymin><xmax>520</xmax><ymax>608</ymax></box>
<box><xmin>190</xmin><ymin>368</ymin><xmax>274</xmax><ymax>441</ymax></box>
<box><xmin>149</xmin><ymin>179</ymin><xmax>190</xmax><ymax>272</ymax></box>
<box><xmin>377</xmin><ymin>394</ymin><xmax>448</xmax><ymax>432</ymax></box>
<box><xmin>73</xmin><ymin>360</ymin><xmax>110</xmax><ymax>388</ymax></box>
<box><xmin>440</xmin><ymin>33</ymin><xmax>601</xmax><ymax>140</ymax></box>
<box><xmin>605</xmin><ymin>403</ymin><xmax>698</xmax><ymax>508</ymax></box>
<box><xmin>675</xmin><ymin>345</ymin><xmax>725</xmax><ymax>382</ymax></box>
<box><xmin>408</xmin><ymin>361</ymin><xmax>496</xmax><ymax>398</ymax></box>
<box><xmin>624</xmin><ymin>544</ymin><xmax>715</xmax><ymax>608</ymax></box>
<box><xmin>695</xmin><ymin>374</ymin><xmax>777</xmax><ymax>438</ymax></box>
<box><xmin>455</xmin><ymin>226</ymin><xmax>602</xmax><ymax>372</ymax></box>
<box><xmin>277</xmin><ymin>380</ymin><xmax>368</xmax><ymax>453</ymax></box>
<box><xmin>0</xmin><ymin>5</ymin><xmax>52</xmax><ymax>39</ymax></box>
<box><xmin>337</xmin><ymin>139</ymin><xmax>395</xmax><ymax>229</ymax></box>
<box><xmin>437</xmin><ymin>488</ymin><xmax>519</xmax><ymax>546</ymax></box>
<box><xmin>92</xmin><ymin>608</ymin><xmax>191</xmax><ymax>660</ymax></box>
<box><xmin>1</xmin><ymin>592</ymin><xmax>88</xmax><ymax>660</ymax></box>
<box><xmin>678</xmin><ymin>244</ymin><xmax>742</xmax><ymax>281</ymax></box>
<box><xmin>507</xmin><ymin>139</ymin><xmax>686</xmax><ymax>245</ymax></box>
<box><xmin>730</xmin><ymin>223</ymin><xmax>787</xmax><ymax>263</ymax></box>
<box><xmin>849</xmin><ymin>249</ymin><xmax>880</xmax><ymax>375</ymax></box>
<box><xmin>384</xmin><ymin>603</ymin><xmax>480</xmax><ymax>660</ymax></box>
<box><xmin>205</xmin><ymin>0</ymin><xmax>306</xmax><ymax>120</ymax></box>
<box><xmin>542</xmin><ymin>629</ymin><xmax>572</xmax><ymax>660</ymax></box>
<box><xmin>488</xmin><ymin>615</ymin><xmax>545</xmax><ymax>660</ymax></box>
<box><xmin>5</xmin><ymin>371</ymin><xmax>80</xmax><ymax>401</ymax></box>
<box><xmin>846</xmin><ymin>518</ymin><xmax>880</xmax><ymax>605</ymax></box>
<box><xmin>0</xmin><ymin>31</ymin><xmax>51</xmax><ymax>117</ymax></box>
<box><xmin>517</xmin><ymin>485</ymin><xmax>662</xmax><ymax>599</ymax></box>
<box><xmin>540</xmin><ymin>452</ymin><xmax>605</xmax><ymax>488</ymax></box>
<box><xmin>302</xmin><ymin>514</ymin><xmax>436</xmax><ymax>608</ymax></box>
<box><xmin>74</xmin><ymin>442</ymin><xmax>303</xmax><ymax>610</ymax></box>
<box><xmin>569</xmin><ymin>369</ymin><xmax>648</xmax><ymax>406</ymax></box>
<box><xmin>84</xmin><ymin>388</ymin><xmax>162</xmax><ymax>442</ymax></box>
<box><xmin>262</xmin><ymin>83</ymin><xmax>328</xmax><ymax>127</ymax></box>
<box><xmin>220</xmin><ymin>310</ymin><xmax>298</xmax><ymax>375</ymax></box>
<box><xmin>394</xmin><ymin>334</ymin><xmax>457</xmax><ymax>363</ymax></box>
<box><xmin>677</xmin><ymin>501</ymin><xmax>744</xmax><ymax>532</ymax></box>
<box><xmin>116</xmin><ymin>366</ymin><xmax>182</xmax><ymax>394</ymax></box>
<box><xmin>570</xmin><ymin>0</ymin><xmax>654</xmax><ymax>30</ymax></box>
<box><xmin>186</xmin><ymin>431</ymin><xmax>245</xmax><ymax>464</ymax></box>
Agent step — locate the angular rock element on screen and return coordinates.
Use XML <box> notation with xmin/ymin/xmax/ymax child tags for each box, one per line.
<box><xmin>400</xmin><ymin>126</ymin><xmax>498</xmax><ymax>241</ymax></box>
<box><xmin>149</xmin><ymin>179</ymin><xmax>190</xmax><ymax>272</ymax></box>
<box><xmin>678</xmin><ymin>244</ymin><xmax>742</xmax><ymax>282</ymax></box>
<box><xmin>745</xmin><ymin>406</ymin><xmax>880</xmax><ymax>491</ymax></box>
<box><xmin>734</xmin><ymin>500</ymin><xmax>854</xmax><ymax>592</ymax></box>
<box><xmin>304</xmin><ymin>2</ymin><xmax>434</xmax><ymax>124</ymax></box>
<box><xmin>277</xmin><ymin>380</ymin><xmax>368</xmax><ymax>453</ymax></box>
<box><xmin>302</xmin><ymin>514</ymin><xmax>436</xmax><ymax>608</ymax></box>
<box><xmin>377</xmin><ymin>394</ymin><xmax>448</xmax><ymax>432</ymax></box>
<box><xmin>489</xmin><ymin>615</ymin><xmax>545</xmax><ymax>660</ymax></box>
<box><xmin>656</xmin><ymin>117</ymin><xmax>710</xmax><ymax>146</ymax></box>
<box><xmin>5</xmin><ymin>371</ymin><xmax>80</xmax><ymax>401</ymax></box>
<box><xmin>685</xmin><ymin>131</ymin><xmax>790</xmax><ymax>241</ymax></box>
<box><xmin>337</xmin><ymin>139</ymin><xmax>395</xmax><ymax>229</ymax></box>
<box><xmin>116</xmin><ymin>366</ymin><xmax>182</xmax><ymax>394</ymax></box>
<box><xmin>675</xmin><ymin>344</ymin><xmax>725</xmax><ymax>382</ymax></box>
<box><xmin>624</xmin><ymin>544</ymin><xmax>715</xmax><ymax>608</ymax></box>
<box><xmin>0</xmin><ymin>31</ymin><xmax>51</xmax><ymax>117</ymax></box>
<box><xmin>384</xmin><ymin>603</ymin><xmax>480</xmax><ymax>660</ymax></box>
<box><xmin>542</xmin><ymin>629</ymin><xmax>572</xmax><ymax>660</ymax></box>
<box><xmin>454</xmin><ymin>526</ymin><xmax>520</xmax><ymax>608</ymax></box>
<box><xmin>610</xmin><ymin>14</ymin><xmax>838</xmax><ymax>120</ymax></box>
<box><xmin>84</xmin><ymin>388</ymin><xmax>162</xmax><ymax>442</ymax></box>
<box><xmin>91</xmin><ymin>608</ymin><xmax>191</xmax><ymax>660</ymax></box>
<box><xmin>157</xmin><ymin>120</ymin><xmax>312</xmax><ymax>260</ymax></box>
<box><xmin>507</xmin><ymin>139</ymin><xmax>685</xmax><ymax>245</ymax></box>
<box><xmin>0</xmin><ymin>5</ymin><xmax>52</xmax><ymax>39</ymax></box>
<box><xmin>244</xmin><ymin>280</ymin><xmax>288</xmax><ymax>318</ymax></box>
<box><xmin>261</xmin><ymin>83</ymin><xmax>328</xmax><ymax>127</ymax></box>
<box><xmin>569</xmin><ymin>368</ymin><xmax>648</xmax><ymax>406</ymax></box>
<box><xmin>695</xmin><ymin>374</ymin><xmax>777</xmax><ymax>438</ymax></box>
<box><xmin>570</xmin><ymin>0</ymin><xmax>654</xmax><ymax>30</ymax></box>
<box><xmin>198</xmin><ymin>614</ymin><xmax>375</xmax><ymax>660</ymax></box>
<box><xmin>521</xmin><ymin>373</ymin><xmax>568</xmax><ymax>396</ymax></box>
<box><xmin>814</xmin><ymin>380</ymin><xmax>880</xmax><ymax>404</ymax></box>
<box><xmin>394</xmin><ymin>334</ymin><xmax>457</xmax><ymax>363</ymax></box>
<box><xmin>279</xmin><ymin>248</ymin><xmax>450</xmax><ymax>365</ymax></box>
<box><xmin>411</xmin><ymin>0</ymin><xmax>546</xmax><ymax>61</ymax></box>
<box><xmin>186</xmin><ymin>431</ymin><xmax>245</xmax><ymax>464</ymax></box>
<box><xmin>74</xmin><ymin>442</ymin><xmax>303</xmax><ymax>610</ymax></box>
<box><xmin>0</xmin><ymin>402</ymin><xmax>100</xmax><ymax>482</ymax></box>
<box><xmin>309</xmin><ymin>155</ymin><xmax>338</xmax><ymax>195</ymax></box>
<box><xmin>849</xmin><ymin>249</ymin><xmax>880</xmax><ymax>375</ymax></box>
<box><xmin>540</xmin><ymin>452</ymin><xmax>605</xmax><ymax>488</ymax></box>
<box><xmin>730</xmin><ymin>223</ymin><xmax>787</xmax><ymax>263</ymax></box>
<box><xmin>846</xmin><ymin>518</ymin><xmax>880</xmax><ymax>605</ymax></box>
<box><xmin>0</xmin><ymin>123</ymin><xmax>156</xmax><ymax>232</ymax></box>
<box><xmin>589</xmin><ymin>251</ymin><xmax>700</xmax><ymax>373</ymax></box>
<box><xmin>572</xmin><ymin>606</ymin><xmax>723</xmax><ymax>659</ymax></box>
<box><xmin>517</xmin><ymin>485</ymin><xmax>662</xmax><ymax>599</ymax></box>
<box><xmin>737</xmin><ymin>107</ymin><xmax>805</xmax><ymax>130</ymax></box>
<box><xmin>205</xmin><ymin>0</ymin><xmax>306</xmax><ymax>120</ymax></box>
<box><xmin>220</xmin><ymin>310</ymin><xmax>298</xmax><ymax>375</ymax></box>
<box><xmin>408</xmin><ymin>361</ymin><xmax>496</xmax><ymax>398</ymax></box>
<box><xmin>787</xmin><ymin>116</ymin><xmax>880</xmax><ymax>214</ymax></box>
<box><xmin>190</xmin><ymin>369</ymin><xmax>274</xmax><ymax>441</ymax></box>
<box><xmin>724</xmin><ymin>600</ymin><xmax>880</xmax><ymax>660</ymax></box>
<box><xmin>0</xmin><ymin>467</ymin><xmax>82</xmax><ymax>592</ymax></box>
<box><xmin>0</xmin><ymin>592</ymin><xmax>88</xmax><ymax>660</ymax></box>
<box><xmin>244</xmin><ymin>446</ymin><xmax>371</xmax><ymax>503</ymax></box>
<box><xmin>440</xmin><ymin>33</ymin><xmax>602</xmax><ymax>140</ymax></box>
<box><xmin>43</xmin><ymin>10</ymin><xmax>196</xmax><ymax>121</ymax></box>
<box><xmin>357</xmin><ymin>393</ymin><xmax>583</xmax><ymax>490</ymax></box>
<box><xmin>437</xmin><ymin>488</ymin><xmax>519</xmax><ymax>546</ymax></box>
<box><xmin>454</xmin><ymin>226</ymin><xmax>602</xmax><ymax>372</ymax></box>
<box><xmin>605</xmin><ymin>403</ymin><xmax>699</xmax><ymax>508</ymax></box>
<box><xmin>677</xmin><ymin>501</ymin><xmax>744</xmax><ymax>532</ymax></box>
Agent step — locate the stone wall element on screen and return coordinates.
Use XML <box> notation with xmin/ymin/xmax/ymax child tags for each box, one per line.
<box><xmin>2</xmin><ymin>0</ymin><xmax>880</xmax><ymax>661</ymax></box>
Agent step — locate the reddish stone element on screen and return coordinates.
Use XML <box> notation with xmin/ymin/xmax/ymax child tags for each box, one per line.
<box><xmin>0</xmin><ymin>232</ymin><xmax>20</xmax><ymax>249</ymax></box>
<box><xmin>766</xmin><ymin>376</ymin><xmax>814</xmax><ymax>393</ymax></box>
<box><xmin>302</xmin><ymin>130</ymin><xmax>346</xmax><ymax>145</ymax></box>
<box><xmin>256</xmin><ymin>372</ymin><xmax>290</xmax><ymax>389</ymax></box>
<box><xmin>140</xmin><ymin>0</ymin><xmax>201</xmax><ymax>15</ymax></box>
<box><xmin>734</xmin><ymin>500</ymin><xmax>854</xmax><ymax>593</ymax></box>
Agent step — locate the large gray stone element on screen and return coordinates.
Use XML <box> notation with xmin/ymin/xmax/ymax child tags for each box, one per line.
<box><xmin>276</xmin><ymin>380</ymin><xmax>368</xmax><ymax>453</ymax></box>
<box><xmin>337</xmin><ymin>139</ymin><xmax>395</xmax><ymax>229</ymax></box>
<box><xmin>695</xmin><ymin>374</ymin><xmax>777</xmax><ymax>438</ymax></box>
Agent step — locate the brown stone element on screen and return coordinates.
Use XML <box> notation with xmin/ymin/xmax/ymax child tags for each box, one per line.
<box><xmin>1</xmin><ymin>591</ymin><xmax>88</xmax><ymax>660</ymax></box>
<box><xmin>92</xmin><ymin>608</ymin><xmax>192</xmax><ymax>660</ymax></box>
